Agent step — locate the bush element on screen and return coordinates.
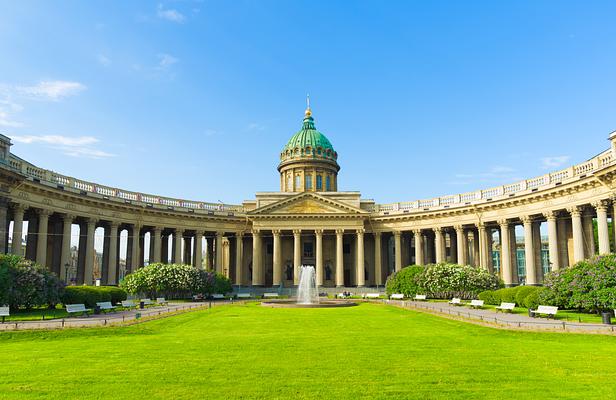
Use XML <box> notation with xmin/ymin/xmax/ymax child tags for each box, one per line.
<box><xmin>385</xmin><ymin>265</ymin><xmax>424</xmax><ymax>296</ymax></box>
<box><xmin>120</xmin><ymin>263</ymin><xmax>232</xmax><ymax>299</ymax></box>
<box><xmin>522</xmin><ymin>288</ymin><xmax>544</xmax><ymax>309</ymax></box>
<box><xmin>478</xmin><ymin>286</ymin><xmax>545</xmax><ymax>308</ymax></box>
<box><xmin>541</xmin><ymin>254</ymin><xmax>616</xmax><ymax>312</ymax></box>
<box><xmin>61</xmin><ymin>286</ymin><xmax>127</xmax><ymax>308</ymax></box>
<box><xmin>0</xmin><ymin>254</ymin><xmax>65</xmax><ymax>311</ymax></box>
<box><xmin>478</xmin><ymin>290</ymin><xmax>498</xmax><ymax>305</ymax></box>
<box><xmin>414</xmin><ymin>263</ymin><xmax>500</xmax><ymax>299</ymax></box>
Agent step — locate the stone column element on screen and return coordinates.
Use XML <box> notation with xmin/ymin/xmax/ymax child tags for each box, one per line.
<box><xmin>336</xmin><ymin>229</ymin><xmax>344</xmax><ymax>287</ymax></box>
<box><xmin>293</xmin><ymin>229</ymin><xmax>301</xmax><ymax>285</ymax></box>
<box><xmin>35</xmin><ymin>209</ymin><xmax>51</xmax><ymax>267</ymax></box>
<box><xmin>455</xmin><ymin>225</ymin><xmax>467</xmax><ymax>265</ymax></box>
<box><xmin>0</xmin><ymin>197</ymin><xmax>7</xmax><ymax>255</ymax></box>
<box><xmin>84</xmin><ymin>218</ymin><xmax>97</xmax><ymax>285</ymax></box>
<box><xmin>594</xmin><ymin>201</ymin><xmax>610</xmax><ymax>254</ymax></box>
<box><xmin>59</xmin><ymin>214</ymin><xmax>74</xmax><ymax>281</ymax></box>
<box><xmin>499</xmin><ymin>219</ymin><xmax>513</xmax><ymax>286</ymax></box>
<box><xmin>374</xmin><ymin>232</ymin><xmax>382</xmax><ymax>286</ymax></box>
<box><xmin>569</xmin><ymin>207</ymin><xmax>584</xmax><ymax>263</ymax></box>
<box><xmin>174</xmin><ymin>229</ymin><xmax>184</xmax><ymax>264</ymax></box>
<box><xmin>543</xmin><ymin>211</ymin><xmax>559</xmax><ymax>271</ymax></box>
<box><xmin>434</xmin><ymin>227</ymin><xmax>445</xmax><ymax>263</ymax></box>
<box><xmin>107</xmin><ymin>221</ymin><xmax>119</xmax><ymax>285</ymax></box>
<box><xmin>315</xmin><ymin>229</ymin><xmax>324</xmax><ymax>286</ymax></box>
<box><xmin>477</xmin><ymin>224</ymin><xmax>489</xmax><ymax>269</ymax></box>
<box><xmin>272</xmin><ymin>230</ymin><xmax>281</xmax><ymax>286</ymax></box>
<box><xmin>234</xmin><ymin>232</ymin><xmax>243</xmax><ymax>283</ymax></box>
<box><xmin>521</xmin><ymin>216</ymin><xmax>537</xmax><ymax>285</ymax></box>
<box><xmin>215</xmin><ymin>231</ymin><xmax>224</xmax><ymax>273</ymax></box>
<box><xmin>11</xmin><ymin>204</ymin><xmax>26</xmax><ymax>255</ymax></box>
<box><xmin>130</xmin><ymin>224</ymin><xmax>141</xmax><ymax>272</ymax></box>
<box><xmin>194</xmin><ymin>232</ymin><xmax>203</xmax><ymax>269</ymax></box>
<box><xmin>251</xmin><ymin>230</ymin><xmax>262</xmax><ymax>286</ymax></box>
<box><xmin>356</xmin><ymin>229</ymin><xmax>365</xmax><ymax>287</ymax></box>
<box><xmin>413</xmin><ymin>229</ymin><xmax>424</xmax><ymax>265</ymax></box>
<box><xmin>393</xmin><ymin>231</ymin><xmax>402</xmax><ymax>271</ymax></box>
<box><xmin>152</xmin><ymin>227</ymin><xmax>162</xmax><ymax>263</ymax></box>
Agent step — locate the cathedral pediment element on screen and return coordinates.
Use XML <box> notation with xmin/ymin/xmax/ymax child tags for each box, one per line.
<box><xmin>249</xmin><ymin>192</ymin><xmax>367</xmax><ymax>216</ymax></box>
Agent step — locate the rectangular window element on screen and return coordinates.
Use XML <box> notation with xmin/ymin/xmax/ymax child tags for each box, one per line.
<box><xmin>303</xmin><ymin>242</ymin><xmax>313</xmax><ymax>257</ymax></box>
<box><xmin>306</xmin><ymin>175</ymin><xmax>312</xmax><ymax>189</ymax></box>
<box><xmin>286</xmin><ymin>176</ymin><xmax>292</xmax><ymax>192</ymax></box>
<box><xmin>316</xmin><ymin>175</ymin><xmax>322</xmax><ymax>190</ymax></box>
<box><xmin>325</xmin><ymin>176</ymin><xmax>331</xmax><ymax>191</ymax></box>
<box><xmin>295</xmin><ymin>175</ymin><xmax>301</xmax><ymax>190</ymax></box>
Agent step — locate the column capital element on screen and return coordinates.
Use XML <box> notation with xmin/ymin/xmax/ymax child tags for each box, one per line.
<box><xmin>11</xmin><ymin>203</ymin><xmax>27</xmax><ymax>213</ymax></box>
<box><xmin>592</xmin><ymin>200</ymin><xmax>609</xmax><ymax>211</ymax></box>
<box><xmin>293</xmin><ymin>229</ymin><xmax>302</xmax><ymax>235</ymax></box>
<box><xmin>236</xmin><ymin>231</ymin><xmax>245</xmax><ymax>238</ymax></box>
<box><xmin>356</xmin><ymin>228</ymin><xmax>365</xmax><ymax>235</ymax></box>
<box><xmin>251</xmin><ymin>229</ymin><xmax>260</xmax><ymax>236</ymax></box>
<box><xmin>86</xmin><ymin>217</ymin><xmax>99</xmax><ymax>225</ymax></box>
<box><xmin>109</xmin><ymin>220</ymin><xmax>120</xmax><ymax>229</ymax></box>
<box><xmin>543</xmin><ymin>210</ymin><xmax>557</xmax><ymax>220</ymax></box>
<box><xmin>153</xmin><ymin>226</ymin><xmax>163</xmax><ymax>233</ymax></box>
<box><xmin>373</xmin><ymin>231</ymin><xmax>382</xmax><ymax>238</ymax></box>
<box><xmin>37</xmin><ymin>208</ymin><xmax>52</xmax><ymax>217</ymax></box>
<box><xmin>412</xmin><ymin>228</ymin><xmax>422</xmax><ymax>235</ymax></box>
<box><xmin>432</xmin><ymin>227</ymin><xmax>443</xmax><ymax>233</ymax></box>
<box><xmin>216</xmin><ymin>230</ymin><xmax>224</xmax><ymax>237</ymax></box>
<box><xmin>63</xmin><ymin>213</ymin><xmax>75</xmax><ymax>222</ymax></box>
<box><xmin>393</xmin><ymin>230</ymin><xmax>401</xmax><ymax>237</ymax></box>
<box><xmin>520</xmin><ymin>215</ymin><xmax>534</xmax><ymax>225</ymax></box>
<box><xmin>314</xmin><ymin>229</ymin><xmax>324</xmax><ymax>235</ymax></box>
<box><xmin>476</xmin><ymin>222</ymin><xmax>486</xmax><ymax>230</ymax></box>
<box><xmin>335</xmin><ymin>229</ymin><xmax>344</xmax><ymax>235</ymax></box>
<box><xmin>454</xmin><ymin>225</ymin><xmax>464</xmax><ymax>233</ymax></box>
<box><xmin>175</xmin><ymin>227</ymin><xmax>185</xmax><ymax>234</ymax></box>
<box><xmin>567</xmin><ymin>206</ymin><xmax>582</xmax><ymax>217</ymax></box>
<box><xmin>498</xmin><ymin>219</ymin><xmax>509</xmax><ymax>227</ymax></box>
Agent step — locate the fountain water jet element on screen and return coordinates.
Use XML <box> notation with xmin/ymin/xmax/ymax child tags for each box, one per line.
<box><xmin>297</xmin><ymin>265</ymin><xmax>319</xmax><ymax>305</ymax></box>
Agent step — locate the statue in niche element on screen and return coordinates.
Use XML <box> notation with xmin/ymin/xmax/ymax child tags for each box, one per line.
<box><xmin>285</xmin><ymin>262</ymin><xmax>293</xmax><ymax>281</ymax></box>
<box><xmin>325</xmin><ymin>262</ymin><xmax>332</xmax><ymax>281</ymax></box>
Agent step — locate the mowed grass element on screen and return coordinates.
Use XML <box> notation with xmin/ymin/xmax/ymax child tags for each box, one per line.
<box><xmin>1</xmin><ymin>303</ymin><xmax>616</xmax><ymax>400</ymax></box>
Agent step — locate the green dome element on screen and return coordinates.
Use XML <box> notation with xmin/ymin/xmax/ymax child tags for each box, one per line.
<box><xmin>280</xmin><ymin>109</ymin><xmax>338</xmax><ymax>162</ymax></box>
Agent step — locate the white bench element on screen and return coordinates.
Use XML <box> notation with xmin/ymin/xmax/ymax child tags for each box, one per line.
<box><xmin>468</xmin><ymin>299</ymin><xmax>484</xmax><ymax>309</ymax></box>
<box><xmin>531</xmin><ymin>305</ymin><xmax>558</xmax><ymax>319</ymax></box>
<box><xmin>96</xmin><ymin>301</ymin><xmax>116</xmax><ymax>313</ymax></box>
<box><xmin>336</xmin><ymin>293</ymin><xmax>351</xmax><ymax>299</ymax></box>
<box><xmin>495</xmin><ymin>302</ymin><xmax>516</xmax><ymax>313</ymax></box>
<box><xmin>121</xmin><ymin>300</ymin><xmax>137</xmax><ymax>309</ymax></box>
<box><xmin>390</xmin><ymin>293</ymin><xmax>405</xmax><ymax>300</ymax></box>
<box><xmin>413</xmin><ymin>294</ymin><xmax>427</xmax><ymax>301</ymax></box>
<box><xmin>449</xmin><ymin>298</ymin><xmax>462</xmax><ymax>306</ymax></box>
<box><xmin>211</xmin><ymin>294</ymin><xmax>226</xmax><ymax>300</ymax></box>
<box><xmin>140</xmin><ymin>299</ymin><xmax>153</xmax><ymax>306</ymax></box>
<box><xmin>156</xmin><ymin>297</ymin><xmax>168</xmax><ymax>306</ymax></box>
<box><xmin>0</xmin><ymin>306</ymin><xmax>9</xmax><ymax>323</ymax></box>
<box><xmin>364</xmin><ymin>293</ymin><xmax>380</xmax><ymax>299</ymax></box>
<box><xmin>192</xmin><ymin>294</ymin><xmax>205</xmax><ymax>301</ymax></box>
<box><xmin>263</xmin><ymin>293</ymin><xmax>279</xmax><ymax>299</ymax></box>
<box><xmin>236</xmin><ymin>293</ymin><xmax>252</xmax><ymax>299</ymax></box>
<box><xmin>66</xmin><ymin>304</ymin><xmax>91</xmax><ymax>317</ymax></box>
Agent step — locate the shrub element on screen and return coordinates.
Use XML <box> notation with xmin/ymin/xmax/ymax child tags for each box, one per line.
<box><xmin>522</xmin><ymin>287</ymin><xmax>544</xmax><ymax>309</ymax></box>
<box><xmin>414</xmin><ymin>263</ymin><xmax>500</xmax><ymax>299</ymax></box>
<box><xmin>478</xmin><ymin>290</ymin><xmax>498</xmax><ymax>305</ymax></box>
<box><xmin>61</xmin><ymin>286</ymin><xmax>126</xmax><ymax>308</ymax></box>
<box><xmin>120</xmin><ymin>263</ymin><xmax>232</xmax><ymax>298</ymax></box>
<box><xmin>541</xmin><ymin>254</ymin><xmax>616</xmax><ymax>312</ymax></box>
<box><xmin>0</xmin><ymin>254</ymin><xmax>65</xmax><ymax>311</ymax></box>
<box><xmin>385</xmin><ymin>265</ymin><xmax>424</xmax><ymax>296</ymax></box>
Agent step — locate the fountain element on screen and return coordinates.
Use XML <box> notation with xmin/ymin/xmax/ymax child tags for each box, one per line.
<box><xmin>260</xmin><ymin>265</ymin><xmax>357</xmax><ymax>308</ymax></box>
<box><xmin>297</xmin><ymin>265</ymin><xmax>319</xmax><ymax>305</ymax></box>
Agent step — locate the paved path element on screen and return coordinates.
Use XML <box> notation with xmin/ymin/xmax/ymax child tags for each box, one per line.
<box><xmin>0</xmin><ymin>301</ymin><xmax>232</xmax><ymax>331</ymax></box>
<box><xmin>381</xmin><ymin>299</ymin><xmax>616</xmax><ymax>334</ymax></box>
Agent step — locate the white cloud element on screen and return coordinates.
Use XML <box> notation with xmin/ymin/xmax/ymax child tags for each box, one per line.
<box><xmin>12</xmin><ymin>135</ymin><xmax>115</xmax><ymax>159</ymax></box>
<box><xmin>449</xmin><ymin>165</ymin><xmax>521</xmax><ymax>185</ymax></box>
<box><xmin>157</xmin><ymin>53</ymin><xmax>178</xmax><ymax>69</ymax></box>
<box><xmin>0</xmin><ymin>98</ymin><xmax>25</xmax><ymax>128</ymax></box>
<box><xmin>204</xmin><ymin>129</ymin><xmax>222</xmax><ymax>137</ymax></box>
<box><xmin>541</xmin><ymin>156</ymin><xmax>570</xmax><ymax>169</ymax></box>
<box><xmin>97</xmin><ymin>54</ymin><xmax>111</xmax><ymax>66</ymax></box>
<box><xmin>247</xmin><ymin>122</ymin><xmax>266</xmax><ymax>132</ymax></box>
<box><xmin>17</xmin><ymin>81</ymin><xmax>86</xmax><ymax>101</ymax></box>
<box><xmin>157</xmin><ymin>4</ymin><xmax>185</xmax><ymax>23</ymax></box>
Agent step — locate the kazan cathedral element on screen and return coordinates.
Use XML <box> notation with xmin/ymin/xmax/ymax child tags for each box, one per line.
<box><xmin>0</xmin><ymin>104</ymin><xmax>615</xmax><ymax>291</ymax></box>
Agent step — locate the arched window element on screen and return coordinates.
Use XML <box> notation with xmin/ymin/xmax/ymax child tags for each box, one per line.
<box><xmin>326</xmin><ymin>176</ymin><xmax>331</xmax><ymax>191</ymax></box>
<box><xmin>295</xmin><ymin>175</ymin><xmax>301</xmax><ymax>190</ymax></box>
<box><xmin>287</xmin><ymin>176</ymin><xmax>292</xmax><ymax>192</ymax></box>
<box><xmin>306</xmin><ymin>175</ymin><xmax>313</xmax><ymax>190</ymax></box>
<box><xmin>316</xmin><ymin>175</ymin><xmax>323</xmax><ymax>190</ymax></box>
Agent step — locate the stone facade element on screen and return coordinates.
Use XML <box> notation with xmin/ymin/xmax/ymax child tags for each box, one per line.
<box><xmin>0</xmin><ymin>122</ymin><xmax>615</xmax><ymax>288</ymax></box>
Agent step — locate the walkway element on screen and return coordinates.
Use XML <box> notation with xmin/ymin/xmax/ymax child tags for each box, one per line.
<box><xmin>382</xmin><ymin>299</ymin><xmax>616</xmax><ymax>334</ymax></box>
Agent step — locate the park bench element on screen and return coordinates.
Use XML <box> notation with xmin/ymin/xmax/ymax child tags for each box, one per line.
<box><xmin>236</xmin><ymin>293</ymin><xmax>252</xmax><ymax>299</ymax></box>
<box><xmin>121</xmin><ymin>300</ymin><xmax>137</xmax><ymax>309</ymax></box>
<box><xmin>263</xmin><ymin>293</ymin><xmax>279</xmax><ymax>299</ymax></box>
<box><xmin>192</xmin><ymin>294</ymin><xmax>205</xmax><ymax>301</ymax></box>
<box><xmin>336</xmin><ymin>293</ymin><xmax>349</xmax><ymax>299</ymax></box>
<box><xmin>156</xmin><ymin>297</ymin><xmax>168</xmax><ymax>306</ymax></box>
<box><xmin>96</xmin><ymin>301</ymin><xmax>116</xmax><ymax>313</ymax></box>
<box><xmin>364</xmin><ymin>293</ymin><xmax>380</xmax><ymax>299</ymax></box>
<box><xmin>495</xmin><ymin>302</ymin><xmax>516</xmax><ymax>313</ymax></box>
<box><xmin>66</xmin><ymin>304</ymin><xmax>92</xmax><ymax>317</ymax></box>
<box><xmin>0</xmin><ymin>306</ymin><xmax>9</xmax><ymax>323</ymax></box>
<box><xmin>389</xmin><ymin>293</ymin><xmax>405</xmax><ymax>300</ymax></box>
<box><xmin>449</xmin><ymin>298</ymin><xmax>462</xmax><ymax>306</ymax></box>
<box><xmin>140</xmin><ymin>299</ymin><xmax>153</xmax><ymax>307</ymax></box>
<box><xmin>211</xmin><ymin>294</ymin><xmax>226</xmax><ymax>300</ymax></box>
<box><xmin>413</xmin><ymin>294</ymin><xmax>427</xmax><ymax>301</ymax></box>
<box><xmin>530</xmin><ymin>305</ymin><xmax>558</xmax><ymax>319</ymax></box>
<box><xmin>468</xmin><ymin>299</ymin><xmax>484</xmax><ymax>309</ymax></box>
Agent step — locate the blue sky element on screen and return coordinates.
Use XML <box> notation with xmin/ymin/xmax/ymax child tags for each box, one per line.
<box><xmin>1</xmin><ymin>1</ymin><xmax>616</xmax><ymax>205</ymax></box>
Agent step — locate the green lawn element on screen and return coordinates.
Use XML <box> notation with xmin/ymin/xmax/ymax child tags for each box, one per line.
<box><xmin>1</xmin><ymin>303</ymin><xmax>615</xmax><ymax>400</ymax></box>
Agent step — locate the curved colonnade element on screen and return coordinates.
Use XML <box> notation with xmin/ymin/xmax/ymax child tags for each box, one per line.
<box><xmin>1</xmin><ymin>133</ymin><xmax>615</xmax><ymax>288</ymax></box>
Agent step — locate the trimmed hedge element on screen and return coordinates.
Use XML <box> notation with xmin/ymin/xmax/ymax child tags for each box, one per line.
<box><xmin>478</xmin><ymin>286</ymin><xmax>545</xmax><ymax>309</ymax></box>
<box><xmin>385</xmin><ymin>265</ymin><xmax>423</xmax><ymax>296</ymax></box>
<box><xmin>62</xmin><ymin>286</ymin><xmax>127</xmax><ymax>308</ymax></box>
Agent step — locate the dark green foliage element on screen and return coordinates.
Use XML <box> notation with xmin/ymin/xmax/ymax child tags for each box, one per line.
<box><xmin>385</xmin><ymin>265</ymin><xmax>424</xmax><ymax>296</ymax></box>
<box><xmin>61</xmin><ymin>286</ymin><xmax>127</xmax><ymax>308</ymax></box>
<box><xmin>478</xmin><ymin>290</ymin><xmax>498</xmax><ymax>305</ymax></box>
<box><xmin>0</xmin><ymin>254</ymin><xmax>65</xmax><ymax>311</ymax></box>
<box><xmin>478</xmin><ymin>286</ymin><xmax>545</xmax><ymax>308</ymax></box>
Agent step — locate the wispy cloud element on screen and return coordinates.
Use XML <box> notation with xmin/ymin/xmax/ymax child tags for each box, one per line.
<box><xmin>17</xmin><ymin>81</ymin><xmax>86</xmax><ymax>101</ymax></box>
<box><xmin>204</xmin><ymin>129</ymin><xmax>222</xmax><ymax>137</ymax></box>
<box><xmin>541</xmin><ymin>156</ymin><xmax>570</xmax><ymax>169</ymax></box>
<box><xmin>97</xmin><ymin>54</ymin><xmax>111</xmax><ymax>66</ymax></box>
<box><xmin>157</xmin><ymin>53</ymin><xmax>178</xmax><ymax>69</ymax></box>
<box><xmin>247</xmin><ymin>122</ymin><xmax>266</xmax><ymax>132</ymax></box>
<box><xmin>157</xmin><ymin>4</ymin><xmax>185</xmax><ymax>23</ymax></box>
<box><xmin>0</xmin><ymin>98</ymin><xmax>25</xmax><ymax>127</ymax></box>
<box><xmin>12</xmin><ymin>135</ymin><xmax>115</xmax><ymax>159</ymax></box>
<box><xmin>448</xmin><ymin>165</ymin><xmax>522</xmax><ymax>185</ymax></box>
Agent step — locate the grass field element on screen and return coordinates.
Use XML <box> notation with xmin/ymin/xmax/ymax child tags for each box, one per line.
<box><xmin>1</xmin><ymin>302</ymin><xmax>616</xmax><ymax>399</ymax></box>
